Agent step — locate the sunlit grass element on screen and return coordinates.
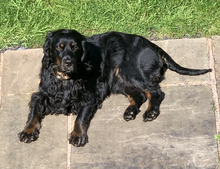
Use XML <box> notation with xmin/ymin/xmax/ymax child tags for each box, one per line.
<box><xmin>0</xmin><ymin>0</ymin><xmax>220</xmax><ymax>49</ymax></box>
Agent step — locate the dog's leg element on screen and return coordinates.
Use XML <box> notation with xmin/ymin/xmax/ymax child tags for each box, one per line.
<box><xmin>69</xmin><ymin>106</ymin><xmax>97</xmax><ymax>147</ymax></box>
<box><xmin>18</xmin><ymin>104</ymin><xmax>42</xmax><ymax>143</ymax></box>
<box><xmin>123</xmin><ymin>88</ymin><xmax>147</xmax><ymax>121</ymax></box>
<box><xmin>143</xmin><ymin>88</ymin><xmax>165</xmax><ymax>122</ymax></box>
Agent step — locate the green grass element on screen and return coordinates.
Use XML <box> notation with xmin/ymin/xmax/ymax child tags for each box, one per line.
<box><xmin>0</xmin><ymin>0</ymin><xmax>220</xmax><ymax>49</ymax></box>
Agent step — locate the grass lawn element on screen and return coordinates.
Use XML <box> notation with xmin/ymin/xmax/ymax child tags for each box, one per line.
<box><xmin>0</xmin><ymin>0</ymin><xmax>220</xmax><ymax>49</ymax></box>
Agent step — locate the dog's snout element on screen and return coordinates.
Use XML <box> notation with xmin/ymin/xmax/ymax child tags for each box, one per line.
<box><xmin>63</xmin><ymin>56</ymin><xmax>73</xmax><ymax>66</ymax></box>
<box><xmin>61</xmin><ymin>55</ymin><xmax>75</xmax><ymax>73</ymax></box>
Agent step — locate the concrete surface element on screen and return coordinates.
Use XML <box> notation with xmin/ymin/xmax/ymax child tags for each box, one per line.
<box><xmin>0</xmin><ymin>37</ymin><xmax>219</xmax><ymax>169</ymax></box>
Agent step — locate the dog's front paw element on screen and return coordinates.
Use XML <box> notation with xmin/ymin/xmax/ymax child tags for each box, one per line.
<box><xmin>123</xmin><ymin>106</ymin><xmax>140</xmax><ymax>121</ymax></box>
<box><xmin>143</xmin><ymin>109</ymin><xmax>160</xmax><ymax>122</ymax></box>
<box><xmin>18</xmin><ymin>129</ymin><xmax>40</xmax><ymax>143</ymax></box>
<box><xmin>69</xmin><ymin>131</ymin><xmax>88</xmax><ymax>147</ymax></box>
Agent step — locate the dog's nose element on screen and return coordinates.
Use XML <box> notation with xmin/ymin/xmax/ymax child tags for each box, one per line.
<box><xmin>63</xmin><ymin>56</ymin><xmax>73</xmax><ymax>66</ymax></box>
<box><xmin>65</xmin><ymin>59</ymin><xmax>72</xmax><ymax>65</ymax></box>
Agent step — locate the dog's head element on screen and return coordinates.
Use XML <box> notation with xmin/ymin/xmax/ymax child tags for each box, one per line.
<box><xmin>42</xmin><ymin>29</ymin><xmax>89</xmax><ymax>79</ymax></box>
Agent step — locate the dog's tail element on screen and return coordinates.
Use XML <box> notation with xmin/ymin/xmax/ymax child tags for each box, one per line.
<box><xmin>157</xmin><ymin>48</ymin><xmax>212</xmax><ymax>76</ymax></box>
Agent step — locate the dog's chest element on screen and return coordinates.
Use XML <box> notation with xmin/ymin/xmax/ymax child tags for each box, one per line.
<box><xmin>49</xmin><ymin>79</ymin><xmax>85</xmax><ymax>115</ymax></box>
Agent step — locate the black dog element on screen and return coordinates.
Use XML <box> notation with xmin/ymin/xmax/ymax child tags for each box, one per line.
<box><xmin>18</xmin><ymin>29</ymin><xmax>211</xmax><ymax>147</ymax></box>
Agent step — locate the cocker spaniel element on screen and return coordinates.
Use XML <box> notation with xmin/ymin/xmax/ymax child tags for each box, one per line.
<box><xmin>18</xmin><ymin>29</ymin><xmax>211</xmax><ymax>147</ymax></box>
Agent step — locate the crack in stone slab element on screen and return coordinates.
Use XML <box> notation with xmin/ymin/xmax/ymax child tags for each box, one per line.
<box><xmin>0</xmin><ymin>53</ymin><xmax>4</xmax><ymax>107</ymax></box>
<box><xmin>67</xmin><ymin>115</ymin><xmax>72</xmax><ymax>169</ymax></box>
<box><xmin>161</xmin><ymin>81</ymin><xmax>211</xmax><ymax>87</ymax></box>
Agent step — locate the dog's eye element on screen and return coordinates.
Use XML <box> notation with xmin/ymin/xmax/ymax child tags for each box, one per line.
<box><xmin>57</xmin><ymin>46</ymin><xmax>62</xmax><ymax>50</ymax></box>
<box><xmin>57</xmin><ymin>43</ymin><xmax>64</xmax><ymax>50</ymax></box>
<box><xmin>70</xmin><ymin>42</ymin><xmax>78</xmax><ymax>51</ymax></box>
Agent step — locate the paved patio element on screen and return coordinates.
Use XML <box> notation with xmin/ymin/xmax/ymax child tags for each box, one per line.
<box><xmin>0</xmin><ymin>37</ymin><xmax>219</xmax><ymax>169</ymax></box>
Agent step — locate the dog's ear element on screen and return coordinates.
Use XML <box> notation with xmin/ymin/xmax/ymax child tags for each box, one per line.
<box><xmin>81</xmin><ymin>39</ymin><xmax>93</xmax><ymax>72</ymax></box>
<box><xmin>42</xmin><ymin>32</ymin><xmax>53</xmax><ymax>68</ymax></box>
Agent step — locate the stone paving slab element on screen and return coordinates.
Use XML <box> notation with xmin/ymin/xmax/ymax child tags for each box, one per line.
<box><xmin>71</xmin><ymin>86</ymin><xmax>217</xmax><ymax>169</ymax></box>
<box><xmin>0</xmin><ymin>94</ymin><xmax>68</xmax><ymax>169</ymax></box>
<box><xmin>2</xmin><ymin>49</ymin><xmax>42</xmax><ymax>95</ymax></box>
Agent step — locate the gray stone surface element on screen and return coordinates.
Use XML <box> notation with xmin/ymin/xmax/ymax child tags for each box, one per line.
<box><xmin>2</xmin><ymin>49</ymin><xmax>42</xmax><ymax>95</ymax></box>
<box><xmin>71</xmin><ymin>86</ymin><xmax>217</xmax><ymax>169</ymax></box>
<box><xmin>0</xmin><ymin>38</ymin><xmax>219</xmax><ymax>169</ymax></box>
<box><xmin>0</xmin><ymin>94</ymin><xmax>68</xmax><ymax>169</ymax></box>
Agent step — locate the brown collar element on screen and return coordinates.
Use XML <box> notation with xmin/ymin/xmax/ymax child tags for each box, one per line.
<box><xmin>56</xmin><ymin>72</ymin><xmax>71</xmax><ymax>80</ymax></box>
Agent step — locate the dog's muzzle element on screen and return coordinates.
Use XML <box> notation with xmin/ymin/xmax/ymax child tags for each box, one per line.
<box><xmin>61</xmin><ymin>56</ymin><xmax>76</xmax><ymax>73</ymax></box>
<box><xmin>56</xmin><ymin>56</ymin><xmax>76</xmax><ymax>80</ymax></box>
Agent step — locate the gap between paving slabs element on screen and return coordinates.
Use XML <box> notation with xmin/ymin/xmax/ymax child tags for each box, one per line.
<box><xmin>208</xmin><ymin>38</ymin><xmax>220</xmax><ymax>158</ymax></box>
<box><xmin>0</xmin><ymin>53</ymin><xmax>3</xmax><ymax>106</ymax></box>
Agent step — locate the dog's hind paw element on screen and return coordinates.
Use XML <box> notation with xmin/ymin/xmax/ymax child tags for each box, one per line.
<box><xmin>123</xmin><ymin>106</ymin><xmax>140</xmax><ymax>121</ymax></box>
